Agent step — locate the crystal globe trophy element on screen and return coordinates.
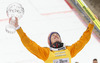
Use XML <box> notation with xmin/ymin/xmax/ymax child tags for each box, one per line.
<box><xmin>5</xmin><ymin>3</ymin><xmax>24</xmax><ymax>33</ymax></box>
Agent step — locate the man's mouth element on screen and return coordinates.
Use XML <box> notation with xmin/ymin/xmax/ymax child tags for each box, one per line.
<box><xmin>54</xmin><ymin>37</ymin><xmax>58</xmax><ymax>39</ymax></box>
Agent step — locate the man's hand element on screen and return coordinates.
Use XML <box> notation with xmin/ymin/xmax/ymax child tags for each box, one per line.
<box><xmin>9</xmin><ymin>17</ymin><xmax>19</xmax><ymax>28</ymax></box>
<box><xmin>90</xmin><ymin>15</ymin><xmax>98</xmax><ymax>25</ymax></box>
<box><xmin>90</xmin><ymin>20</ymin><xmax>94</xmax><ymax>25</ymax></box>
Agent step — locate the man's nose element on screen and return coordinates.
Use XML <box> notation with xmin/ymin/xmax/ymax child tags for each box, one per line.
<box><xmin>55</xmin><ymin>35</ymin><xmax>58</xmax><ymax>38</ymax></box>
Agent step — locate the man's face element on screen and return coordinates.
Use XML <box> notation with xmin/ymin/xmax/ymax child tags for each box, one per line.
<box><xmin>51</xmin><ymin>33</ymin><xmax>61</xmax><ymax>44</ymax></box>
<box><xmin>93</xmin><ymin>61</ymin><xmax>98</xmax><ymax>63</ymax></box>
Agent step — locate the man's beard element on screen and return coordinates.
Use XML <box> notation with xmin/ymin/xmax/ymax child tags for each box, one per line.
<box><xmin>50</xmin><ymin>41</ymin><xmax>63</xmax><ymax>48</ymax></box>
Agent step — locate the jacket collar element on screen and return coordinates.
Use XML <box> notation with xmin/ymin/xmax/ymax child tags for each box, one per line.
<box><xmin>50</xmin><ymin>46</ymin><xmax>66</xmax><ymax>51</ymax></box>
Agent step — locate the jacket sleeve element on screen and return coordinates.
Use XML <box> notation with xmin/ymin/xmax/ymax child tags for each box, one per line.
<box><xmin>16</xmin><ymin>28</ymin><xmax>50</xmax><ymax>61</ymax></box>
<box><xmin>67</xmin><ymin>23</ymin><xmax>94</xmax><ymax>58</ymax></box>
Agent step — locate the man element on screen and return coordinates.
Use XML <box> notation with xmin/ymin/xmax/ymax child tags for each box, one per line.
<box><xmin>11</xmin><ymin>17</ymin><xmax>94</xmax><ymax>63</ymax></box>
<box><xmin>93</xmin><ymin>59</ymin><xmax>98</xmax><ymax>63</ymax></box>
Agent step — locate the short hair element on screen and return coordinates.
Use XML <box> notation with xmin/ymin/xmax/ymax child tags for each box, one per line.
<box><xmin>93</xmin><ymin>58</ymin><xmax>97</xmax><ymax>61</ymax></box>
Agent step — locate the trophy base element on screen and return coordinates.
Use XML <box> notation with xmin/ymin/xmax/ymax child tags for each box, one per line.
<box><xmin>5</xmin><ymin>24</ymin><xmax>16</xmax><ymax>34</ymax></box>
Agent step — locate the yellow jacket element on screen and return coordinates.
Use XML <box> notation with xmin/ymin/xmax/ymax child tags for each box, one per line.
<box><xmin>17</xmin><ymin>23</ymin><xmax>94</xmax><ymax>61</ymax></box>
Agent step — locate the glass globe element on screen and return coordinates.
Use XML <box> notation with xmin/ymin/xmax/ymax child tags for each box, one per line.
<box><xmin>5</xmin><ymin>3</ymin><xmax>24</xmax><ymax>33</ymax></box>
